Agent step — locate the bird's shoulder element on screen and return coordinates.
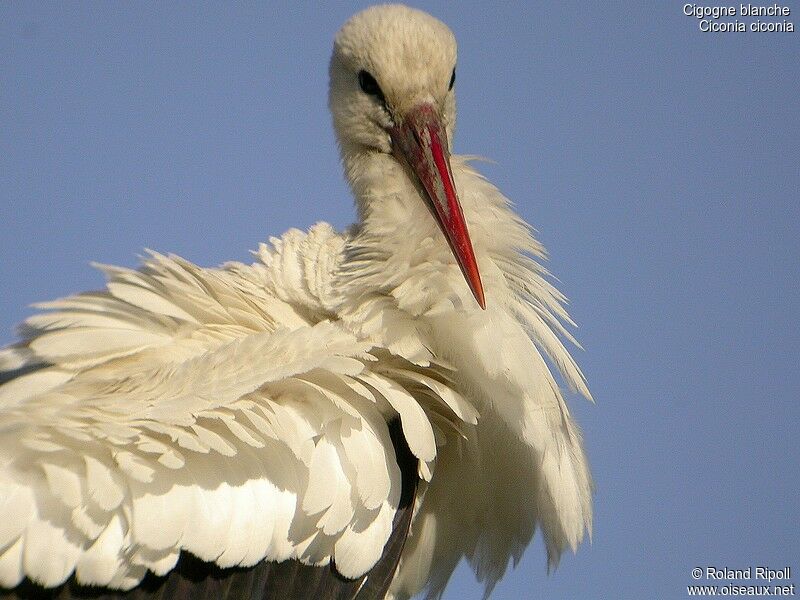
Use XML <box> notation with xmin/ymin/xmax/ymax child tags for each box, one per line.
<box><xmin>0</xmin><ymin>222</ymin><xmax>348</xmax><ymax>379</ymax></box>
<box><xmin>229</xmin><ymin>221</ymin><xmax>349</xmax><ymax>319</ymax></box>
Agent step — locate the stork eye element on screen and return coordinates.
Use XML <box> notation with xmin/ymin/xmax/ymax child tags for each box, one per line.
<box><xmin>449</xmin><ymin>68</ymin><xmax>456</xmax><ymax>91</ymax></box>
<box><xmin>358</xmin><ymin>70</ymin><xmax>384</xmax><ymax>102</ymax></box>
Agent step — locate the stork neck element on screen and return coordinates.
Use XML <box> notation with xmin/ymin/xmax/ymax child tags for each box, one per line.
<box><xmin>345</xmin><ymin>151</ymin><xmax>443</xmax><ymax>248</ymax></box>
<box><xmin>338</xmin><ymin>149</ymin><xmax>507</xmax><ymax>315</ymax></box>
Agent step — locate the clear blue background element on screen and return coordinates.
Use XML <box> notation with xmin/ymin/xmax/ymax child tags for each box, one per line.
<box><xmin>2</xmin><ymin>3</ymin><xmax>798</xmax><ymax>599</ymax></box>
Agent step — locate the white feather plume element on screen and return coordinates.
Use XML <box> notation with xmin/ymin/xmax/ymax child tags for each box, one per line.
<box><xmin>1</xmin><ymin>6</ymin><xmax>592</xmax><ymax>598</ymax></box>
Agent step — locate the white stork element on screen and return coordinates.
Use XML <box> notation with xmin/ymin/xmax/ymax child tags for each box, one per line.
<box><xmin>0</xmin><ymin>5</ymin><xmax>592</xmax><ymax>599</ymax></box>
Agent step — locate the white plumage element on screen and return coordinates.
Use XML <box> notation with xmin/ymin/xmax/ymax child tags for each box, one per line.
<box><xmin>0</xmin><ymin>5</ymin><xmax>591</xmax><ymax>599</ymax></box>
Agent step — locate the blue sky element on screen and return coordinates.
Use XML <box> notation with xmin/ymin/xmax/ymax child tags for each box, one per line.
<box><xmin>1</xmin><ymin>2</ymin><xmax>798</xmax><ymax>599</ymax></box>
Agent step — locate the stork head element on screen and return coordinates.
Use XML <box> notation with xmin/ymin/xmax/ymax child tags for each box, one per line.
<box><xmin>330</xmin><ymin>4</ymin><xmax>485</xmax><ymax>309</ymax></box>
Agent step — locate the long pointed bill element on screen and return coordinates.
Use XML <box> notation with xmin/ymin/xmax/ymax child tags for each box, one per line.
<box><xmin>389</xmin><ymin>104</ymin><xmax>486</xmax><ymax>309</ymax></box>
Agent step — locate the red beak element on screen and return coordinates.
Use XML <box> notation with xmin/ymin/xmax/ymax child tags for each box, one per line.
<box><xmin>389</xmin><ymin>104</ymin><xmax>486</xmax><ymax>309</ymax></box>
